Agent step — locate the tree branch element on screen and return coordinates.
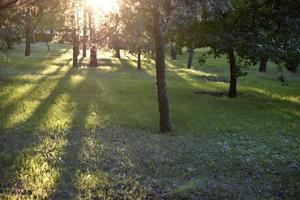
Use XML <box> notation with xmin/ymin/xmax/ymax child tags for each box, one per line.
<box><xmin>0</xmin><ymin>0</ymin><xmax>19</xmax><ymax>10</ymax></box>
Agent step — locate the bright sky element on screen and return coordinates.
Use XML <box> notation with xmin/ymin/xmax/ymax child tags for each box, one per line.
<box><xmin>86</xmin><ymin>0</ymin><xmax>119</xmax><ymax>13</ymax></box>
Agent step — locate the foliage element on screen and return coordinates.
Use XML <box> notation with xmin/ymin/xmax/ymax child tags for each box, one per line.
<box><xmin>0</xmin><ymin>7</ymin><xmax>23</xmax><ymax>49</ymax></box>
<box><xmin>119</xmin><ymin>0</ymin><xmax>154</xmax><ymax>56</ymax></box>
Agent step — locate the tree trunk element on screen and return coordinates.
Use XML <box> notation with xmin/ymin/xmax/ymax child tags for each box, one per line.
<box><xmin>89</xmin><ymin>45</ymin><xmax>98</xmax><ymax>67</ymax></box>
<box><xmin>153</xmin><ymin>4</ymin><xmax>171</xmax><ymax>132</ymax></box>
<box><xmin>82</xmin><ymin>9</ymin><xmax>87</xmax><ymax>57</ymax></box>
<box><xmin>170</xmin><ymin>42</ymin><xmax>177</xmax><ymax>60</ymax></box>
<box><xmin>115</xmin><ymin>47</ymin><xmax>121</xmax><ymax>59</ymax></box>
<box><xmin>72</xmin><ymin>28</ymin><xmax>79</xmax><ymax>68</ymax></box>
<box><xmin>228</xmin><ymin>49</ymin><xmax>238</xmax><ymax>98</ymax></box>
<box><xmin>88</xmin><ymin>10</ymin><xmax>93</xmax><ymax>44</ymax></box>
<box><xmin>259</xmin><ymin>57</ymin><xmax>268</xmax><ymax>72</ymax></box>
<box><xmin>25</xmin><ymin>11</ymin><xmax>32</xmax><ymax>57</ymax></box>
<box><xmin>187</xmin><ymin>47</ymin><xmax>194</xmax><ymax>69</ymax></box>
<box><xmin>137</xmin><ymin>48</ymin><xmax>141</xmax><ymax>70</ymax></box>
<box><xmin>46</xmin><ymin>42</ymin><xmax>50</xmax><ymax>51</ymax></box>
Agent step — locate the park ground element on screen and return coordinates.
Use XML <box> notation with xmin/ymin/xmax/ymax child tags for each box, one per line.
<box><xmin>0</xmin><ymin>43</ymin><xmax>300</xmax><ymax>199</ymax></box>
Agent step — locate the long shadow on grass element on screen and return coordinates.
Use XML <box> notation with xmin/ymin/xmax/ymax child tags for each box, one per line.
<box><xmin>0</xmin><ymin>62</ymin><xmax>71</xmax><ymax>130</ymax></box>
<box><xmin>48</xmin><ymin>69</ymin><xmax>93</xmax><ymax>199</ymax></box>
<box><xmin>0</xmin><ymin>51</ymin><xmax>72</xmax><ymax>111</ymax></box>
<box><xmin>0</xmin><ymin>65</ymin><xmax>77</xmax><ymax>195</ymax></box>
<box><xmin>49</xmin><ymin>66</ymin><xmax>156</xmax><ymax>199</ymax></box>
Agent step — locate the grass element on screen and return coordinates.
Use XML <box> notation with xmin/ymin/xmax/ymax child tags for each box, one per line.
<box><xmin>0</xmin><ymin>43</ymin><xmax>299</xmax><ymax>199</ymax></box>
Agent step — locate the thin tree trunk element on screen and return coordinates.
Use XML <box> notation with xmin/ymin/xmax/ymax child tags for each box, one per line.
<box><xmin>259</xmin><ymin>56</ymin><xmax>268</xmax><ymax>72</ymax></box>
<box><xmin>46</xmin><ymin>42</ymin><xmax>50</xmax><ymax>51</ymax></box>
<box><xmin>72</xmin><ymin>27</ymin><xmax>79</xmax><ymax>68</ymax></box>
<box><xmin>25</xmin><ymin>11</ymin><xmax>32</xmax><ymax>57</ymax></box>
<box><xmin>137</xmin><ymin>48</ymin><xmax>141</xmax><ymax>70</ymax></box>
<box><xmin>187</xmin><ymin>47</ymin><xmax>194</xmax><ymax>69</ymax></box>
<box><xmin>82</xmin><ymin>9</ymin><xmax>87</xmax><ymax>57</ymax></box>
<box><xmin>89</xmin><ymin>45</ymin><xmax>98</xmax><ymax>67</ymax></box>
<box><xmin>170</xmin><ymin>42</ymin><xmax>177</xmax><ymax>60</ymax></box>
<box><xmin>228</xmin><ymin>49</ymin><xmax>238</xmax><ymax>98</ymax></box>
<box><xmin>153</xmin><ymin>4</ymin><xmax>171</xmax><ymax>132</ymax></box>
<box><xmin>115</xmin><ymin>47</ymin><xmax>121</xmax><ymax>59</ymax></box>
<box><xmin>88</xmin><ymin>10</ymin><xmax>93</xmax><ymax>44</ymax></box>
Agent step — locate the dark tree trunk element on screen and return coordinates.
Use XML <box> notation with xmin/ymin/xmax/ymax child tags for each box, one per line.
<box><xmin>137</xmin><ymin>48</ymin><xmax>141</xmax><ymax>70</ymax></box>
<box><xmin>228</xmin><ymin>49</ymin><xmax>238</xmax><ymax>98</ymax></box>
<box><xmin>25</xmin><ymin>11</ymin><xmax>32</xmax><ymax>57</ymax></box>
<box><xmin>0</xmin><ymin>0</ymin><xmax>19</xmax><ymax>10</ymax></box>
<box><xmin>72</xmin><ymin>28</ymin><xmax>79</xmax><ymax>68</ymax></box>
<box><xmin>115</xmin><ymin>47</ymin><xmax>121</xmax><ymax>59</ymax></box>
<box><xmin>153</xmin><ymin>4</ymin><xmax>171</xmax><ymax>132</ymax></box>
<box><xmin>187</xmin><ymin>47</ymin><xmax>194</xmax><ymax>69</ymax></box>
<box><xmin>89</xmin><ymin>45</ymin><xmax>98</xmax><ymax>67</ymax></box>
<box><xmin>170</xmin><ymin>42</ymin><xmax>177</xmax><ymax>60</ymax></box>
<box><xmin>259</xmin><ymin>57</ymin><xmax>268</xmax><ymax>72</ymax></box>
<box><xmin>114</xmin><ymin>41</ymin><xmax>121</xmax><ymax>59</ymax></box>
<box><xmin>113</xmin><ymin>35</ymin><xmax>121</xmax><ymax>59</ymax></box>
<box><xmin>82</xmin><ymin>9</ymin><xmax>87</xmax><ymax>57</ymax></box>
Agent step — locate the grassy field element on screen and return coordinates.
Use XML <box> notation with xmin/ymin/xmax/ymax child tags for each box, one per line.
<box><xmin>0</xmin><ymin>43</ymin><xmax>299</xmax><ymax>199</ymax></box>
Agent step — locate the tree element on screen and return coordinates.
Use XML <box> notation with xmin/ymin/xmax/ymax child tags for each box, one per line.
<box><xmin>170</xmin><ymin>41</ymin><xmax>177</xmax><ymax>60</ymax></box>
<box><xmin>34</xmin><ymin>0</ymin><xmax>65</xmax><ymax>51</ymax></box>
<box><xmin>24</xmin><ymin>8</ymin><xmax>33</xmax><ymax>56</ymax></box>
<box><xmin>107</xmin><ymin>13</ymin><xmax>122</xmax><ymax>59</ymax></box>
<box><xmin>124</xmin><ymin>0</ymin><xmax>172</xmax><ymax>132</ymax></box>
<box><xmin>71</xmin><ymin>14</ymin><xmax>79</xmax><ymax>68</ymax></box>
<box><xmin>87</xmin><ymin>9</ymin><xmax>98</xmax><ymax>67</ymax></box>
<box><xmin>0</xmin><ymin>0</ymin><xmax>22</xmax><ymax>10</ymax></box>
<box><xmin>82</xmin><ymin>8</ymin><xmax>87</xmax><ymax>57</ymax></box>
<box><xmin>0</xmin><ymin>7</ymin><xmax>22</xmax><ymax>49</ymax></box>
<box><xmin>119</xmin><ymin>0</ymin><xmax>153</xmax><ymax>70</ymax></box>
<box><xmin>187</xmin><ymin>46</ymin><xmax>194</xmax><ymax>69</ymax></box>
<box><xmin>152</xmin><ymin>0</ymin><xmax>171</xmax><ymax>131</ymax></box>
<box><xmin>167</xmin><ymin>1</ymin><xmax>203</xmax><ymax>69</ymax></box>
<box><xmin>180</xmin><ymin>1</ymin><xmax>276</xmax><ymax>97</ymax></box>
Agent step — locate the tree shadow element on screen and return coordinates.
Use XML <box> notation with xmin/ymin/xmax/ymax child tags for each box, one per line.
<box><xmin>49</xmin><ymin>69</ymin><xmax>93</xmax><ymax>199</ymax></box>
<box><xmin>0</xmin><ymin>65</ymin><xmax>77</xmax><ymax>196</ymax></box>
<box><xmin>47</xmin><ymin>63</ymin><xmax>159</xmax><ymax>198</ymax></box>
<box><xmin>0</xmin><ymin>63</ymin><xmax>69</xmax><ymax>128</ymax></box>
<box><xmin>98</xmin><ymin>58</ymin><xmax>120</xmax><ymax>68</ymax></box>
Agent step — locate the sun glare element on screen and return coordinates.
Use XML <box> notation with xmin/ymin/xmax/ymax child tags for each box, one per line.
<box><xmin>86</xmin><ymin>0</ymin><xmax>119</xmax><ymax>13</ymax></box>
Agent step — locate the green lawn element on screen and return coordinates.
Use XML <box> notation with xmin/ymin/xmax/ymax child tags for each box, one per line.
<box><xmin>0</xmin><ymin>43</ymin><xmax>299</xmax><ymax>199</ymax></box>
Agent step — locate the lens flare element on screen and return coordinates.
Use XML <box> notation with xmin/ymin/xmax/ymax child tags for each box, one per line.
<box><xmin>86</xmin><ymin>0</ymin><xmax>119</xmax><ymax>13</ymax></box>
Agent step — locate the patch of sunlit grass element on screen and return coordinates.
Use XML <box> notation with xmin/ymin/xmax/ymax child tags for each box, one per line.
<box><xmin>249</xmin><ymin>87</ymin><xmax>300</xmax><ymax>104</ymax></box>
<box><xmin>70</xmin><ymin>74</ymin><xmax>86</xmax><ymax>87</ymax></box>
<box><xmin>84</xmin><ymin>103</ymin><xmax>106</xmax><ymax>132</ymax></box>
<box><xmin>99</xmin><ymin>66</ymin><xmax>119</xmax><ymax>72</ymax></box>
<box><xmin>38</xmin><ymin>93</ymin><xmax>76</xmax><ymax>133</ymax></box>
<box><xmin>5</xmin><ymin>100</ymin><xmax>40</xmax><ymax>129</ymax></box>
<box><xmin>4</xmin><ymin>135</ymin><xmax>67</xmax><ymax>199</ymax></box>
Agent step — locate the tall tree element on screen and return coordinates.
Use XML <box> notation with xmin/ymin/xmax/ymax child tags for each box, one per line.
<box><xmin>180</xmin><ymin>0</ymin><xmax>277</xmax><ymax>97</ymax></box>
<box><xmin>24</xmin><ymin>8</ymin><xmax>33</xmax><ymax>56</ymax></box>
<box><xmin>119</xmin><ymin>0</ymin><xmax>153</xmax><ymax>70</ymax></box>
<box><xmin>71</xmin><ymin>14</ymin><xmax>79</xmax><ymax>68</ymax></box>
<box><xmin>123</xmin><ymin>0</ymin><xmax>172</xmax><ymax>131</ymax></box>
<box><xmin>152</xmin><ymin>0</ymin><xmax>171</xmax><ymax>132</ymax></box>
<box><xmin>82</xmin><ymin>8</ymin><xmax>87</xmax><ymax>57</ymax></box>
